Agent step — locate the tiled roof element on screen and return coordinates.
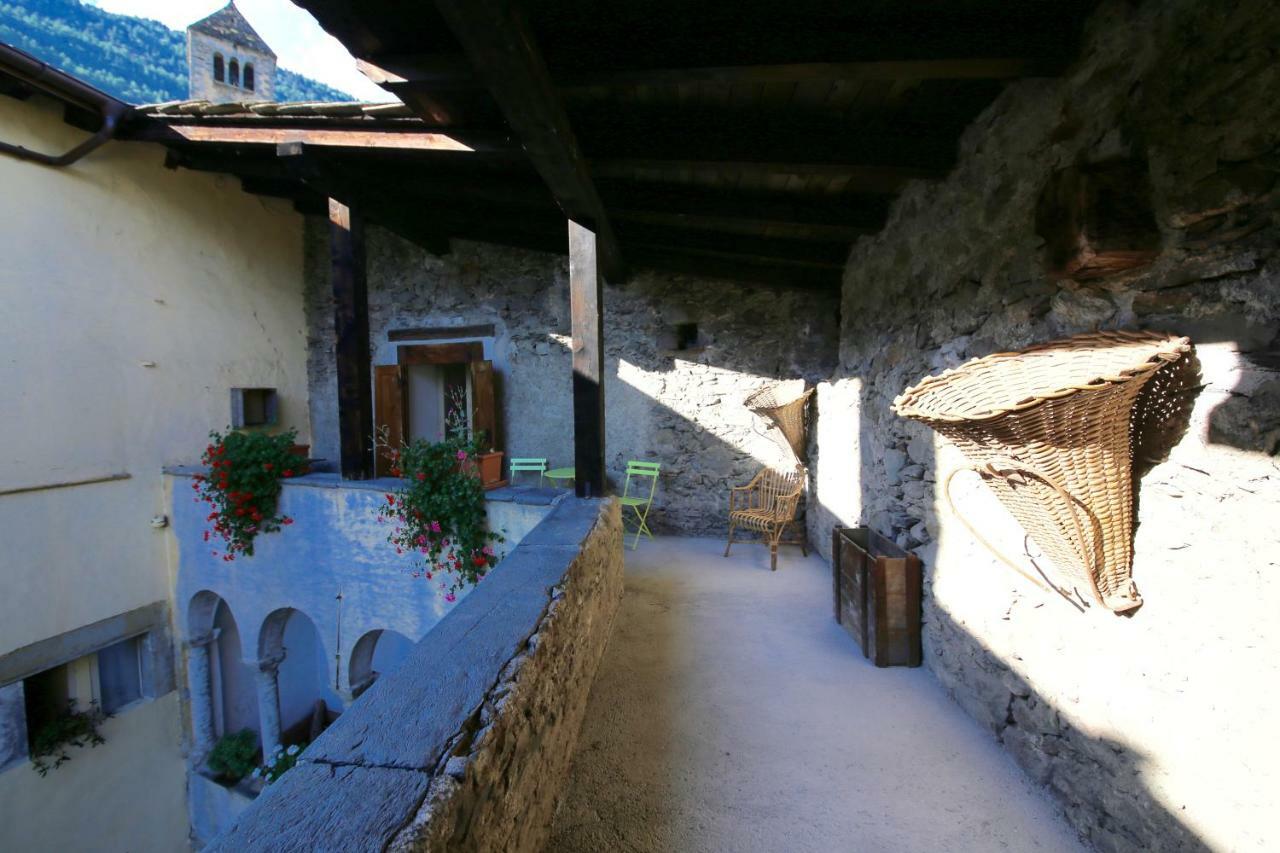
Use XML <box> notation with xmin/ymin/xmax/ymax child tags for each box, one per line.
<box><xmin>189</xmin><ymin>2</ymin><xmax>276</xmax><ymax>57</ymax></box>
<box><xmin>137</xmin><ymin>100</ymin><xmax>416</xmax><ymax>120</ymax></box>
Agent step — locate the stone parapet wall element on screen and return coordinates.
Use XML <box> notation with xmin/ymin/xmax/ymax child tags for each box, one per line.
<box><xmin>206</xmin><ymin>497</ymin><xmax>623</xmax><ymax>852</ymax></box>
<box><xmin>807</xmin><ymin>1</ymin><xmax>1280</xmax><ymax>850</ymax></box>
<box><xmin>303</xmin><ymin>230</ymin><xmax>838</xmax><ymax>536</ymax></box>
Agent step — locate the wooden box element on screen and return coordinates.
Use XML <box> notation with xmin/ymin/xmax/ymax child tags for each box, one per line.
<box><xmin>832</xmin><ymin>526</ymin><xmax>922</xmax><ymax>667</ymax></box>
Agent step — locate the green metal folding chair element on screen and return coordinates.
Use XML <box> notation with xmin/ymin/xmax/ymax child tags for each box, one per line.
<box><xmin>619</xmin><ymin>460</ymin><xmax>660</xmax><ymax>549</ymax></box>
<box><xmin>509</xmin><ymin>457</ymin><xmax>547</xmax><ymax>486</ymax></box>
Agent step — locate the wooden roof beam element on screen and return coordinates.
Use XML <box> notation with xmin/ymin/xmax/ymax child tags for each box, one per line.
<box><xmin>126</xmin><ymin>120</ymin><xmax>505</xmax><ymax>152</ymax></box>
<box><xmin>429</xmin><ymin>0</ymin><xmax>625</xmax><ymax>281</ymax></box>
<box><xmin>561</xmin><ymin>57</ymin><xmax>1045</xmax><ymax>88</ymax></box>
<box><xmin>611</xmin><ymin>209</ymin><xmax>870</xmax><ymax>242</ymax></box>
<box><xmin>593</xmin><ymin>159</ymin><xmax>940</xmax><ymax>193</ymax></box>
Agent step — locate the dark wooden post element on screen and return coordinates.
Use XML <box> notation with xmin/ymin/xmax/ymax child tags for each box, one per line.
<box><xmin>329</xmin><ymin>198</ymin><xmax>374</xmax><ymax>480</ymax></box>
<box><xmin>569</xmin><ymin>219</ymin><xmax>605</xmax><ymax>498</ymax></box>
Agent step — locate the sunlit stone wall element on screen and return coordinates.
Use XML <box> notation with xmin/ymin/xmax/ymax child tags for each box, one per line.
<box><xmin>808</xmin><ymin>1</ymin><xmax>1280</xmax><ymax>849</ymax></box>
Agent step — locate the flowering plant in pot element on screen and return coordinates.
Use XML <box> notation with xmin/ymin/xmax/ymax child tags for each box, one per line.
<box><xmin>193</xmin><ymin>428</ymin><xmax>305</xmax><ymax>561</ymax></box>
<box><xmin>377</xmin><ymin>407</ymin><xmax>502</xmax><ymax>600</ymax></box>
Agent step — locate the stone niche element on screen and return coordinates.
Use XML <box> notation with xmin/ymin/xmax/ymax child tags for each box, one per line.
<box><xmin>1035</xmin><ymin>157</ymin><xmax>1161</xmax><ymax>280</ymax></box>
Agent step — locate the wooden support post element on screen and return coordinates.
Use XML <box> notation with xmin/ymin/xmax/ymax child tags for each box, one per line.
<box><xmin>569</xmin><ymin>219</ymin><xmax>605</xmax><ymax>498</ymax></box>
<box><xmin>329</xmin><ymin>198</ymin><xmax>374</xmax><ymax>480</ymax></box>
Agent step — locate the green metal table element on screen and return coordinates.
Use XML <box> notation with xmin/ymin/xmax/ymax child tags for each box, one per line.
<box><xmin>544</xmin><ymin>466</ymin><xmax>575</xmax><ymax>486</ymax></box>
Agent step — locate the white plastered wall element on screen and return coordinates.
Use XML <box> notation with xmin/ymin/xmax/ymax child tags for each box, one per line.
<box><xmin>0</xmin><ymin>92</ymin><xmax>309</xmax><ymax>852</ymax></box>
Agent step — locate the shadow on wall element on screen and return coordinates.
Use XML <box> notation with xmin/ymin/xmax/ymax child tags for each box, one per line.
<box><xmin>799</xmin><ymin>0</ymin><xmax>1280</xmax><ymax>847</ymax></box>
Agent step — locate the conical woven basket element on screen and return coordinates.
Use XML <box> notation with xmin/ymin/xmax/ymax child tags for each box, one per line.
<box><xmin>893</xmin><ymin>330</ymin><xmax>1191</xmax><ymax>612</ymax></box>
<box><xmin>745</xmin><ymin>380</ymin><xmax>815</xmax><ymax>463</ymax></box>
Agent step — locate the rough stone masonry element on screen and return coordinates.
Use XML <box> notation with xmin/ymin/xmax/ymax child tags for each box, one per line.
<box><xmin>304</xmin><ymin>228</ymin><xmax>838</xmax><ymax>536</ymax></box>
<box><xmin>808</xmin><ymin>0</ymin><xmax>1280</xmax><ymax>850</ymax></box>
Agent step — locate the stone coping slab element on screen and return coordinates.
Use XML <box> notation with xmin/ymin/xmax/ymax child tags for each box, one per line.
<box><xmin>164</xmin><ymin>466</ymin><xmax>569</xmax><ymax>506</ymax></box>
<box><xmin>205</xmin><ymin>496</ymin><xmax>607</xmax><ymax>852</ymax></box>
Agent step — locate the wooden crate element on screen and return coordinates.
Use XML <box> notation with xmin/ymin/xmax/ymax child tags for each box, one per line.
<box><xmin>832</xmin><ymin>527</ymin><xmax>922</xmax><ymax>667</ymax></box>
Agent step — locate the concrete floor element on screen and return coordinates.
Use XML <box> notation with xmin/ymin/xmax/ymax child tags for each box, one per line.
<box><xmin>547</xmin><ymin>536</ymin><xmax>1085</xmax><ymax>853</ymax></box>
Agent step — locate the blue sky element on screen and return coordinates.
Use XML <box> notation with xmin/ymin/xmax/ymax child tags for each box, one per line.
<box><xmin>85</xmin><ymin>0</ymin><xmax>390</xmax><ymax>100</ymax></box>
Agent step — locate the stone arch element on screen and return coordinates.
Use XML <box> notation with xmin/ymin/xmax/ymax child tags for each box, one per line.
<box><xmin>212</xmin><ymin>600</ymin><xmax>257</xmax><ymax>737</ymax></box>
<box><xmin>269</xmin><ymin>609</ymin><xmax>340</xmax><ymax>736</ymax></box>
<box><xmin>187</xmin><ymin>589</ymin><xmax>222</xmax><ymax>638</ymax></box>
<box><xmin>257</xmin><ymin>606</ymin><xmax>296</xmax><ymax>662</ymax></box>
<box><xmin>213</xmin><ymin>53</ymin><xmax>224</xmax><ymax>83</ymax></box>
<box><xmin>185</xmin><ymin>591</ymin><xmax>258</xmax><ymax>750</ymax></box>
<box><xmin>243</xmin><ymin>62</ymin><xmax>255</xmax><ymax>92</ymax></box>
<box><xmin>348</xmin><ymin>629</ymin><xmax>414</xmax><ymax>697</ymax></box>
<box><xmin>228</xmin><ymin>58</ymin><xmax>240</xmax><ymax>88</ymax></box>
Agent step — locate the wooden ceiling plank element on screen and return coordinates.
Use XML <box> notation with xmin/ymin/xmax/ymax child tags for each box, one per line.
<box><xmin>431</xmin><ymin>0</ymin><xmax>625</xmax><ymax>281</ymax></box>
<box><xmin>560</xmin><ymin>57</ymin><xmax>1038</xmax><ymax>89</ymax></box>
<box><xmin>592</xmin><ymin>159</ymin><xmax>938</xmax><ymax>192</ymax></box>
<box><xmin>128</xmin><ymin>122</ymin><xmax>501</xmax><ymax>152</ymax></box>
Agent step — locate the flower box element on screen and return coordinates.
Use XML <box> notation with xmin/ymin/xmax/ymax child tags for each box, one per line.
<box><xmin>832</xmin><ymin>526</ymin><xmax>921</xmax><ymax>667</ymax></box>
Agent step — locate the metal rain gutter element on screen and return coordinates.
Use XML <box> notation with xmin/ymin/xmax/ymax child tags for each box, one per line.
<box><xmin>0</xmin><ymin>42</ymin><xmax>135</xmax><ymax>167</ymax></box>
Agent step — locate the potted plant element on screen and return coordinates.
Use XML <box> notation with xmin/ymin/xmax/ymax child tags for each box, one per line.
<box><xmin>28</xmin><ymin>700</ymin><xmax>106</xmax><ymax>776</ymax></box>
<box><xmin>476</xmin><ymin>447</ymin><xmax>505</xmax><ymax>490</ymax></box>
<box><xmin>192</xmin><ymin>428</ymin><xmax>305</xmax><ymax>561</ymax></box>
<box><xmin>206</xmin><ymin>729</ymin><xmax>258</xmax><ymax>786</ymax></box>
<box><xmin>252</xmin><ymin>742</ymin><xmax>306</xmax><ymax>785</ymax></box>
<box><xmin>377</xmin><ymin>404</ymin><xmax>503</xmax><ymax>601</ymax></box>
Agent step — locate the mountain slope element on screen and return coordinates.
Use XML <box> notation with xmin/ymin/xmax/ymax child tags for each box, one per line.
<box><xmin>0</xmin><ymin>0</ymin><xmax>352</xmax><ymax>103</ymax></box>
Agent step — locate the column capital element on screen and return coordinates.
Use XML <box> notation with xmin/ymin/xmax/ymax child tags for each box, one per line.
<box><xmin>186</xmin><ymin>628</ymin><xmax>221</xmax><ymax>649</ymax></box>
<box><xmin>250</xmin><ymin>652</ymin><xmax>286</xmax><ymax>674</ymax></box>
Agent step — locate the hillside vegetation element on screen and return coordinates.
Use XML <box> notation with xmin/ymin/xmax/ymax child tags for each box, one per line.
<box><xmin>0</xmin><ymin>0</ymin><xmax>351</xmax><ymax>103</ymax></box>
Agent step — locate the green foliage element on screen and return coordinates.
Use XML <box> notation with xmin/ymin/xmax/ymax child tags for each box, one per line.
<box><xmin>194</xmin><ymin>428</ymin><xmax>303</xmax><ymax>560</ymax></box>
<box><xmin>207</xmin><ymin>729</ymin><xmax>259</xmax><ymax>784</ymax></box>
<box><xmin>378</xmin><ymin>389</ymin><xmax>502</xmax><ymax>599</ymax></box>
<box><xmin>0</xmin><ymin>0</ymin><xmax>352</xmax><ymax>104</ymax></box>
<box><xmin>29</xmin><ymin>700</ymin><xmax>106</xmax><ymax>776</ymax></box>
<box><xmin>254</xmin><ymin>741</ymin><xmax>306</xmax><ymax>784</ymax></box>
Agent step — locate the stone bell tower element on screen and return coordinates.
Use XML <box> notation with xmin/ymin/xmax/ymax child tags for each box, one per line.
<box><xmin>186</xmin><ymin>2</ymin><xmax>277</xmax><ymax>102</ymax></box>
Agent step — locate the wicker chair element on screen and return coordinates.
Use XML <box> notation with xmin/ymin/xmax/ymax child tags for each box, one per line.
<box><xmin>724</xmin><ymin>466</ymin><xmax>808</xmax><ymax>571</ymax></box>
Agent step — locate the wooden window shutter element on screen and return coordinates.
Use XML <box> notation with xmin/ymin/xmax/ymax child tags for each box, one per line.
<box><xmin>469</xmin><ymin>360</ymin><xmax>498</xmax><ymax>452</ymax></box>
<box><xmin>373</xmin><ymin>365</ymin><xmax>408</xmax><ymax>476</ymax></box>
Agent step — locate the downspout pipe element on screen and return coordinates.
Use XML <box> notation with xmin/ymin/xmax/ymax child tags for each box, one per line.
<box><xmin>0</xmin><ymin>42</ymin><xmax>134</xmax><ymax>167</ymax></box>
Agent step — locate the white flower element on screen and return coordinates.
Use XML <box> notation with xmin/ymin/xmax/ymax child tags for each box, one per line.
<box><xmin>251</xmin><ymin>768</ymin><xmax>261</xmax><ymax>778</ymax></box>
<box><xmin>286</xmin><ymin>745</ymin><xmax>300</xmax><ymax>756</ymax></box>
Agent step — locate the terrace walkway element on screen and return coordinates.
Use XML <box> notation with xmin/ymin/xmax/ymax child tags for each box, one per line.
<box><xmin>548</xmin><ymin>537</ymin><xmax>1084</xmax><ymax>853</ymax></box>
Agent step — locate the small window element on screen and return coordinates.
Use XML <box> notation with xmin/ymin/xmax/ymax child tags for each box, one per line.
<box><xmin>230</xmin><ymin>388</ymin><xmax>279</xmax><ymax>428</ymax></box>
<box><xmin>213</xmin><ymin>54</ymin><xmax>224</xmax><ymax>83</ymax></box>
<box><xmin>228</xmin><ymin>59</ymin><xmax>240</xmax><ymax>88</ymax></box>
<box><xmin>674</xmin><ymin>323</ymin><xmax>700</xmax><ymax>351</ymax></box>
<box><xmin>23</xmin><ymin>664</ymin><xmax>72</xmax><ymax>750</ymax></box>
<box><xmin>243</xmin><ymin>63</ymin><xmax>255</xmax><ymax>92</ymax></box>
<box><xmin>98</xmin><ymin>638</ymin><xmax>142</xmax><ymax>714</ymax></box>
<box><xmin>659</xmin><ymin>321</ymin><xmax>704</xmax><ymax>353</ymax></box>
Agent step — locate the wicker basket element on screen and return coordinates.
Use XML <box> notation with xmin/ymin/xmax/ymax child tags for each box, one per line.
<box><xmin>893</xmin><ymin>330</ymin><xmax>1191</xmax><ymax>612</ymax></box>
<box><xmin>745</xmin><ymin>380</ymin><xmax>815</xmax><ymax>463</ymax></box>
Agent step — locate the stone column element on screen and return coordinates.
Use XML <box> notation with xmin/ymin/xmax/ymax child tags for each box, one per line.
<box><xmin>186</xmin><ymin>631</ymin><xmax>219</xmax><ymax>759</ymax></box>
<box><xmin>252</xmin><ymin>653</ymin><xmax>285</xmax><ymax>758</ymax></box>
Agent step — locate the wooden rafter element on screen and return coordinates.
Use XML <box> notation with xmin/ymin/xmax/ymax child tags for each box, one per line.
<box><xmin>560</xmin><ymin>57</ymin><xmax>1043</xmax><ymax>88</ymax></box>
<box><xmin>430</xmin><ymin>0</ymin><xmax>625</xmax><ymax>281</ymax></box>
<box><xmin>126</xmin><ymin>121</ymin><xmax>501</xmax><ymax>152</ymax></box>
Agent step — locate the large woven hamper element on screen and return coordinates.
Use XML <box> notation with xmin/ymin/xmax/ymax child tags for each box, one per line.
<box><xmin>745</xmin><ymin>380</ymin><xmax>815</xmax><ymax>463</ymax></box>
<box><xmin>893</xmin><ymin>330</ymin><xmax>1190</xmax><ymax>612</ymax></box>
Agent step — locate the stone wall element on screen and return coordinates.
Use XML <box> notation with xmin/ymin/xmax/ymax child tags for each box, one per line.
<box><xmin>808</xmin><ymin>1</ymin><xmax>1280</xmax><ymax>850</ymax></box>
<box><xmin>304</xmin><ymin>225</ymin><xmax>838</xmax><ymax>534</ymax></box>
<box><xmin>206</xmin><ymin>497</ymin><xmax>624</xmax><ymax>852</ymax></box>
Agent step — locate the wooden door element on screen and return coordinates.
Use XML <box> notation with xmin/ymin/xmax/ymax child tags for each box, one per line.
<box><xmin>373</xmin><ymin>365</ymin><xmax>407</xmax><ymax>476</ymax></box>
<box><xmin>468</xmin><ymin>359</ymin><xmax>498</xmax><ymax>452</ymax></box>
